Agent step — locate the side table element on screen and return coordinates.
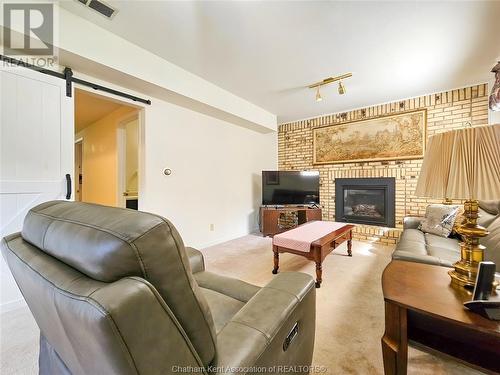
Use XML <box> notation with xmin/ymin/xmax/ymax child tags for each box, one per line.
<box><xmin>381</xmin><ymin>260</ymin><xmax>500</xmax><ymax>374</ymax></box>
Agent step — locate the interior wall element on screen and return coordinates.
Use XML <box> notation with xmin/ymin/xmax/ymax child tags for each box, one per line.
<box><xmin>141</xmin><ymin>99</ymin><xmax>277</xmax><ymax>248</ymax></box>
<box><xmin>76</xmin><ymin>105</ymin><xmax>137</xmax><ymax>207</ymax></box>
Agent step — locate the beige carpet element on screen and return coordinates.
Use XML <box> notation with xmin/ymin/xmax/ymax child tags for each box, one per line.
<box><xmin>0</xmin><ymin>234</ymin><xmax>482</xmax><ymax>374</ymax></box>
<box><xmin>202</xmin><ymin>235</ymin><xmax>481</xmax><ymax>375</ymax></box>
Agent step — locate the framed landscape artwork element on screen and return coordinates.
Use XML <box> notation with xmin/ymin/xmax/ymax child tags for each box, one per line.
<box><xmin>313</xmin><ymin>109</ymin><xmax>427</xmax><ymax>164</ymax></box>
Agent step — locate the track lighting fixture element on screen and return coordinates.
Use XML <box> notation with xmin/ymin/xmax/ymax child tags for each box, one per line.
<box><xmin>308</xmin><ymin>72</ymin><xmax>352</xmax><ymax>102</ymax></box>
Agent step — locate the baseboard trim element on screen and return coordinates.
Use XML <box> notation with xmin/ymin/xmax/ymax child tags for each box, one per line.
<box><xmin>0</xmin><ymin>298</ymin><xmax>26</xmax><ymax>314</ymax></box>
<box><xmin>198</xmin><ymin>227</ymin><xmax>259</xmax><ymax>249</ymax></box>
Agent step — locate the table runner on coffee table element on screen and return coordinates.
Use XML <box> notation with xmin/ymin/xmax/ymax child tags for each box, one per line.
<box><xmin>272</xmin><ymin>221</ymin><xmax>349</xmax><ymax>252</ymax></box>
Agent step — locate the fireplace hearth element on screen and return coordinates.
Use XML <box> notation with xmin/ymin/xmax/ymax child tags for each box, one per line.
<box><xmin>335</xmin><ymin>178</ymin><xmax>395</xmax><ymax>227</ymax></box>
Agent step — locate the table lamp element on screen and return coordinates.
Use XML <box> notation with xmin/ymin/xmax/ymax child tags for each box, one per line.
<box><xmin>415</xmin><ymin>124</ymin><xmax>500</xmax><ymax>288</ymax></box>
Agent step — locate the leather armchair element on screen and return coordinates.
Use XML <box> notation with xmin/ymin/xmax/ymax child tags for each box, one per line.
<box><xmin>1</xmin><ymin>201</ymin><xmax>316</xmax><ymax>375</ymax></box>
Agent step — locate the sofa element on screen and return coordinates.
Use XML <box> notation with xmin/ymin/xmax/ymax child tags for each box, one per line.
<box><xmin>1</xmin><ymin>201</ymin><xmax>316</xmax><ymax>375</ymax></box>
<box><xmin>392</xmin><ymin>200</ymin><xmax>500</xmax><ymax>272</ymax></box>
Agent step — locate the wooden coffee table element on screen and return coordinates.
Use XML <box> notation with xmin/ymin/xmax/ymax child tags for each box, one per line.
<box><xmin>381</xmin><ymin>260</ymin><xmax>500</xmax><ymax>374</ymax></box>
<box><xmin>272</xmin><ymin>221</ymin><xmax>354</xmax><ymax>288</ymax></box>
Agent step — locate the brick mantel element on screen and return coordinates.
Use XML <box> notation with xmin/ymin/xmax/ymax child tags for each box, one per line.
<box><xmin>278</xmin><ymin>84</ymin><xmax>489</xmax><ymax>244</ymax></box>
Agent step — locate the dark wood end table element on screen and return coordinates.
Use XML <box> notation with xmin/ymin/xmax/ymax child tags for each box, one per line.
<box><xmin>381</xmin><ymin>260</ymin><xmax>500</xmax><ymax>374</ymax></box>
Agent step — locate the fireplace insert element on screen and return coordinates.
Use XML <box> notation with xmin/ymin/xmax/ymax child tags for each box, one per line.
<box><xmin>335</xmin><ymin>178</ymin><xmax>395</xmax><ymax>227</ymax></box>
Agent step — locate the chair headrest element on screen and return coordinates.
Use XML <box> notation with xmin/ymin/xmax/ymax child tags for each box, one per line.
<box><xmin>22</xmin><ymin>200</ymin><xmax>165</xmax><ymax>282</ymax></box>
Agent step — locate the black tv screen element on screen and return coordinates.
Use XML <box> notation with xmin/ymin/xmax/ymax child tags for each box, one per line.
<box><xmin>262</xmin><ymin>171</ymin><xmax>320</xmax><ymax>205</ymax></box>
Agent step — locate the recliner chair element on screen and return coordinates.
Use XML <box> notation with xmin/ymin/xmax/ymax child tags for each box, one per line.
<box><xmin>1</xmin><ymin>201</ymin><xmax>316</xmax><ymax>375</ymax></box>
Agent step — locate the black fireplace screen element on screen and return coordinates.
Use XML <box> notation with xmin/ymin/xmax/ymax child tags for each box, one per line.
<box><xmin>335</xmin><ymin>178</ymin><xmax>395</xmax><ymax>227</ymax></box>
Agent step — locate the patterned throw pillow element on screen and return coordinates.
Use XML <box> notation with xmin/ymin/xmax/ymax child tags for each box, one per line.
<box><xmin>451</xmin><ymin>205</ymin><xmax>466</xmax><ymax>237</ymax></box>
<box><xmin>419</xmin><ymin>204</ymin><xmax>461</xmax><ymax>238</ymax></box>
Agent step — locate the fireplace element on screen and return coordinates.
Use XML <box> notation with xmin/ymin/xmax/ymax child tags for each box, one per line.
<box><xmin>335</xmin><ymin>178</ymin><xmax>395</xmax><ymax>227</ymax></box>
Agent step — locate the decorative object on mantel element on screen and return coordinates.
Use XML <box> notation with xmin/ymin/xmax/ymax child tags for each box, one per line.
<box><xmin>308</xmin><ymin>73</ymin><xmax>352</xmax><ymax>102</ymax></box>
<box><xmin>313</xmin><ymin>109</ymin><xmax>426</xmax><ymax>164</ymax></box>
<box><xmin>415</xmin><ymin>124</ymin><xmax>500</xmax><ymax>289</ymax></box>
<box><xmin>490</xmin><ymin>61</ymin><xmax>500</xmax><ymax>111</ymax></box>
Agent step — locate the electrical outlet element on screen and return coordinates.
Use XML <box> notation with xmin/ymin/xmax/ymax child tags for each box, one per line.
<box><xmin>209</xmin><ymin>224</ymin><xmax>214</xmax><ymax>231</ymax></box>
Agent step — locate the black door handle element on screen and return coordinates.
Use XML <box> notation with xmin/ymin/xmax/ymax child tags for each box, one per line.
<box><xmin>65</xmin><ymin>174</ymin><xmax>71</xmax><ymax>200</ymax></box>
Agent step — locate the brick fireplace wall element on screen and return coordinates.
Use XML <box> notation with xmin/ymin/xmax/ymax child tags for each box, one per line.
<box><xmin>278</xmin><ymin>84</ymin><xmax>490</xmax><ymax>245</ymax></box>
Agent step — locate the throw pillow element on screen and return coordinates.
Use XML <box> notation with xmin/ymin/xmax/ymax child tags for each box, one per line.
<box><xmin>451</xmin><ymin>205</ymin><xmax>466</xmax><ymax>237</ymax></box>
<box><xmin>419</xmin><ymin>204</ymin><xmax>461</xmax><ymax>238</ymax></box>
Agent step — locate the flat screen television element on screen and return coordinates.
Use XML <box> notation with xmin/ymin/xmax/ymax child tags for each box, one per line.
<box><xmin>262</xmin><ymin>170</ymin><xmax>320</xmax><ymax>205</ymax></box>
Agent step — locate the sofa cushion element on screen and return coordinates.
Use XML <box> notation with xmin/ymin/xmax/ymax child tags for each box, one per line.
<box><xmin>482</xmin><ymin>215</ymin><xmax>500</xmax><ymax>271</ymax></box>
<box><xmin>392</xmin><ymin>229</ymin><xmax>460</xmax><ymax>267</ymax></box>
<box><xmin>478</xmin><ymin>201</ymin><xmax>500</xmax><ymax>272</ymax></box>
<box><xmin>426</xmin><ymin>246</ymin><xmax>460</xmax><ymax>267</ymax></box>
<box><xmin>479</xmin><ymin>201</ymin><xmax>500</xmax><ymax>228</ymax></box>
<box><xmin>424</xmin><ymin>233</ymin><xmax>460</xmax><ymax>252</ymax></box>
<box><xmin>394</xmin><ymin>229</ymin><xmax>427</xmax><ymax>255</ymax></box>
<box><xmin>480</xmin><ymin>200</ymin><xmax>500</xmax><ymax>215</ymax></box>
<box><xmin>424</xmin><ymin>234</ymin><xmax>460</xmax><ymax>267</ymax></box>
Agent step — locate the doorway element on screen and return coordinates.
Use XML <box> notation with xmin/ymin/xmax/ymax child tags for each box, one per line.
<box><xmin>117</xmin><ymin>115</ymin><xmax>140</xmax><ymax>209</ymax></box>
<box><xmin>74</xmin><ymin>88</ymin><xmax>141</xmax><ymax>209</ymax></box>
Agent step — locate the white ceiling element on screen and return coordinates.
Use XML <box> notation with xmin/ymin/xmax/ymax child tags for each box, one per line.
<box><xmin>61</xmin><ymin>1</ymin><xmax>500</xmax><ymax>123</ymax></box>
<box><xmin>75</xmin><ymin>89</ymin><xmax>123</xmax><ymax>132</ymax></box>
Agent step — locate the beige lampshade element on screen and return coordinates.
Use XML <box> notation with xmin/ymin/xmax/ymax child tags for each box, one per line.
<box><xmin>415</xmin><ymin>124</ymin><xmax>500</xmax><ymax>200</ymax></box>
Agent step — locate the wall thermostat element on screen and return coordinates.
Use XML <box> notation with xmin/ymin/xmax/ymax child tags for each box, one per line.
<box><xmin>163</xmin><ymin>168</ymin><xmax>172</xmax><ymax>176</ymax></box>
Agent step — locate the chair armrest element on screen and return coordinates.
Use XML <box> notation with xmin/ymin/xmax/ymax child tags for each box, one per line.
<box><xmin>194</xmin><ymin>271</ymin><xmax>259</xmax><ymax>302</ymax></box>
<box><xmin>403</xmin><ymin>216</ymin><xmax>424</xmax><ymax>230</ymax></box>
<box><xmin>214</xmin><ymin>272</ymin><xmax>316</xmax><ymax>374</ymax></box>
<box><xmin>185</xmin><ymin>247</ymin><xmax>205</xmax><ymax>273</ymax></box>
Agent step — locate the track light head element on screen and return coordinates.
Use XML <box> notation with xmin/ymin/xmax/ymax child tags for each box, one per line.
<box><xmin>316</xmin><ymin>85</ymin><xmax>323</xmax><ymax>102</ymax></box>
<box><xmin>338</xmin><ymin>81</ymin><xmax>346</xmax><ymax>95</ymax></box>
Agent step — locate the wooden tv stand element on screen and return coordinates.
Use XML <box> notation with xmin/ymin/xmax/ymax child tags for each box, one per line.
<box><xmin>260</xmin><ymin>206</ymin><xmax>322</xmax><ymax>236</ymax></box>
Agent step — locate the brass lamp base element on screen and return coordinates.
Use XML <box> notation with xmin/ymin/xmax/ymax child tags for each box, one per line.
<box><xmin>449</xmin><ymin>200</ymin><xmax>492</xmax><ymax>289</ymax></box>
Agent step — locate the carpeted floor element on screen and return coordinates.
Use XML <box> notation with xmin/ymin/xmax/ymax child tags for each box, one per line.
<box><xmin>0</xmin><ymin>234</ymin><xmax>482</xmax><ymax>374</ymax></box>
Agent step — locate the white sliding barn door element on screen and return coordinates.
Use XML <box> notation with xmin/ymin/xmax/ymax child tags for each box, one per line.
<box><xmin>0</xmin><ymin>66</ymin><xmax>74</xmax><ymax>310</ymax></box>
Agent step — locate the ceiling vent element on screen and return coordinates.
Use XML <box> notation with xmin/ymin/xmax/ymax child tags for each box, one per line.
<box><xmin>77</xmin><ymin>0</ymin><xmax>117</xmax><ymax>19</ymax></box>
